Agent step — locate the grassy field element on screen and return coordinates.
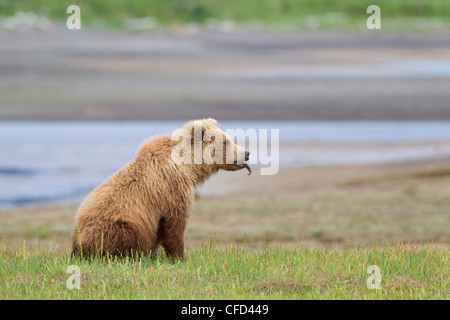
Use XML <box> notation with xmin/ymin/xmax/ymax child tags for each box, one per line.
<box><xmin>1</xmin><ymin>0</ymin><xmax>450</xmax><ymax>31</ymax></box>
<box><xmin>0</xmin><ymin>240</ymin><xmax>448</xmax><ymax>299</ymax></box>
<box><xmin>0</xmin><ymin>160</ymin><xmax>449</xmax><ymax>299</ymax></box>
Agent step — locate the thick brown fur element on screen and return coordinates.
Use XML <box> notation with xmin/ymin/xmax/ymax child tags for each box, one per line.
<box><xmin>71</xmin><ymin>118</ymin><xmax>248</xmax><ymax>259</ymax></box>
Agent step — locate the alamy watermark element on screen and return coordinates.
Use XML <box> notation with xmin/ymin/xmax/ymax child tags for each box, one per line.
<box><xmin>367</xmin><ymin>5</ymin><xmax>381</xmax><ymax>30</ymax></box>
<box><xmin>66</xmin><ymin>5</ymin><xmax>81</xmax><ymax>30</ymax></box>
<box><xmin>366</xmin><ymin>265</ymin><xmax>382</xmax><ymax>290</ymax></box>
<box><xmin>66</xmin><ymin>265</ymin><xmax>81</xmax><ymax>290</ymax></box>
<box><xmin>170</xmin><ymin>122</ymin><xmax>279</xmax><ymax>176</ymax></box>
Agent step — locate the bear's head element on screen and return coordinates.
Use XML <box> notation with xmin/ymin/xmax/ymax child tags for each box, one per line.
<box><xmin>172</xmin><ymin>118</ymin><xmax>251</xmax><ymax>175</ymax></box>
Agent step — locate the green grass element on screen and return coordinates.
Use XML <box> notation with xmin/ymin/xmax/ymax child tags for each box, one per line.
<box><xmin>1</xmin><ymin>0</ymin><xmax>450</xmax><ymax>31</ymax></box>
<box><xmin>0</xmin><ymin>239</ymin><xmax>447</xmax><ymax>299</ymax></box>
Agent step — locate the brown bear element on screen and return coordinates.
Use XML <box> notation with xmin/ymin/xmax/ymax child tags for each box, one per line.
<box><xmin>71</xmin><ymin>118</ymin><xmax>250</xmax><ymax>259</ymax></box>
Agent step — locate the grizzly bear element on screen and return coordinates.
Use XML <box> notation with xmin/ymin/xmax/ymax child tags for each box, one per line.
<box><xmin>71</xmin><ymin>118</ymin><xmax>250</xmax><ymax>259</ymax></box>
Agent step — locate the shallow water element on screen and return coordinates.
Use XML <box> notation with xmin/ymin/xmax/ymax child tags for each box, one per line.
<box><xmin>233</xmin><ymin>60</ymin><xmax>450</xmax><ymax>80</ymax></box>
<box><xmin>1</xmin><ymin>121</ymin><xmax>450</xmax><ymax>209</ymax></box>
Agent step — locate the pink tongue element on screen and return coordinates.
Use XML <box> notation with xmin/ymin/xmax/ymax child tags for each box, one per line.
<box><xmin>243</xmin><ymin>163</ymin><xmax>252</xmax><ymax>175</ymax></box>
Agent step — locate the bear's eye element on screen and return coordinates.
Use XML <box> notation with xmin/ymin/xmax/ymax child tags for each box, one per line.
<box><xmin>225</xmin><ymin>139</ymin><xmax>230</xmax><ymax>146</ymax></box>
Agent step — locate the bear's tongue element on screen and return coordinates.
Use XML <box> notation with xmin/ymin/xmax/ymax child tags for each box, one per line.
<box><xmin>242</xmin><ymin>163</ymin><xmax>252</xmax><ymax>175</ymax></box>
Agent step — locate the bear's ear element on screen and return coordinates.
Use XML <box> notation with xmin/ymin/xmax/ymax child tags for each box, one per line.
<box><xmin>182</xmin><ymin>120</ymin><xmax>203</xmax><ymax>141</ymax></box>
<box><xmin>182</xmin><ymin>119</ymin><xmax>219</xmax><ymax>142</ymax></box>
<box><xmin>202</xmin><ymin>118</ymin><xmax>218</xmax><ymax>128</ymax></box>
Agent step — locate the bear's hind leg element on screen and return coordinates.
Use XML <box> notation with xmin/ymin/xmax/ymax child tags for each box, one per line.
<box><xmin>101</xmin><ymin>220</ymin><xmax>142</xmax><ymax>257</ymax></box>
<box><xmin>157</xmin><ymin>216</ymin><xmax>186</xmax><ymax>260</ymax></box>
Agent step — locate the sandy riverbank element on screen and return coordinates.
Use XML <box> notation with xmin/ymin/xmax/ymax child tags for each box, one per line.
<box><xmin>1</xmin><ymin>157</ymin><xmax>449</xmax><ymax>252</ymax></box>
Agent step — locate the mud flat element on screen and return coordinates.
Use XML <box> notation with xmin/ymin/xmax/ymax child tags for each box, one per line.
<box><xmin>1</xmin><ymin>157</ymin><xmax>449</xmax><ymax>251</ymax></box>
<box><xmin>1</xmin><ymin>29</ymin><xmax>450</xmax><ymax>121</ymax></box>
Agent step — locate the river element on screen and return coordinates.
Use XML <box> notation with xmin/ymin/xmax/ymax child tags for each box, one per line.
<box><xmin>1</xmin><ymin>121</ymin><xmax>450</xmax><ymax>208</ymax></box>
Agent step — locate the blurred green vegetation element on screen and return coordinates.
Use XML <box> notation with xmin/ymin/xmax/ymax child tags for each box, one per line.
<box><xmin>1</xmin><ymin>0</ymin><xmax>450</xmax><ymax>30</ymax></box>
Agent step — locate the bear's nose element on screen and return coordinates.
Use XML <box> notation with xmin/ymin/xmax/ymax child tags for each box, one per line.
<box><xmin>245</xmin><ymin>150</ymin><xmax>250</xmax><ymax>160</ymax></box>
